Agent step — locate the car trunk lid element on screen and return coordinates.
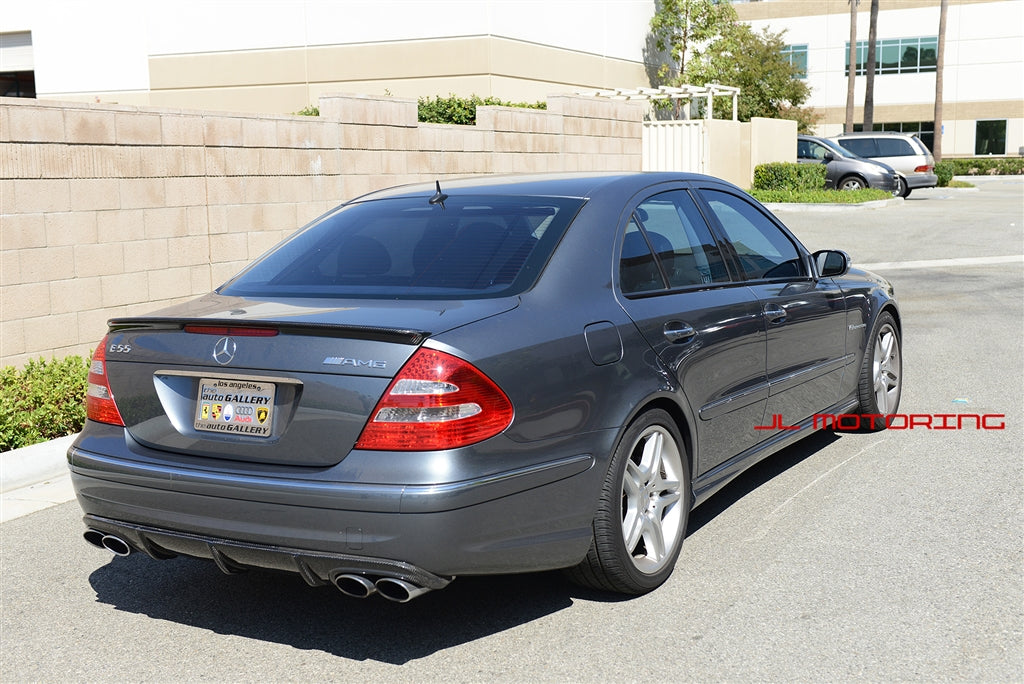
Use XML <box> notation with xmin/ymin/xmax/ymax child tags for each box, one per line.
<box><xmin>100</xmin><ymin>293</ymin><xmax>517</xmax><ymax>467</ymax></box>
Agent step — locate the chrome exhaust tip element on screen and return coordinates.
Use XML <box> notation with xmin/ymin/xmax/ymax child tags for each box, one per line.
<box><xmin>332</xmin><ymin>573</ymin><xmax>377</xmax><ymax>599</ymax></box>
<box><xmin>375</xmin><ymin>577</ymin><xmax>431</xmax><ymax>603</ymax></box>
<box><xmin>83</xmin><ymin>529</ymin><xmax>106</xmax><ymax>549</ymax></box>
<box><xmin>100</xmin><ymin>534</ymin><xmax>132</xmax><ymax>557</ymax></box>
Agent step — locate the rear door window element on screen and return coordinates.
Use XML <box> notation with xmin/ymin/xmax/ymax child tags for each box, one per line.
<box><xmin>876</xmin><ymin>137</ymin><xmax>915</xmax><ymax>156</ymax></box>
<box><xmin>619</xmin><ymin>190</ymin><xmax>731</xmax><ymax>295</ymax></box>
<box><xmin>221</xmin><ymin>195</ymin><xmax>583</xmax><ymax>299</ymax></box>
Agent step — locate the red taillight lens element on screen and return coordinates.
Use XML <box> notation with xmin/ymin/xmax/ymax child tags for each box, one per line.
<box><xmin>183</xmin><ymin>325</ymin><xmax>278</xmax><ymax>336</ymax></box>
<box><xmin>914</xmin><ymin>165</ymin><xmax>933</xmax><ymax>173</ymax></box>
<box><xmin>355</xmin><ymin>348</ymin><xmax>513</xmax><ymax>451</ymax></box>
<box><xmin>86</xmin><ymin>337</ymin><xmax>126</xmax><ymax>427</ymax></box>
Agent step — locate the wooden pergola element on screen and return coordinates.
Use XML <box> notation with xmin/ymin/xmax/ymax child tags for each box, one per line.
<box><xmin>575</xmin><ymin>84</ymin><xmax>741</xmax><ymax>121</ymax></box>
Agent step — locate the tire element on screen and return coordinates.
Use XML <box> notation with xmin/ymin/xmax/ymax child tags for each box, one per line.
<box><xmin>566</xmin><ymin>409</ymin><xmax>690</xmax><ymax>594</ymax></box>
<box><xmin>895</xmin><ymin>176</ymin><xmax>911</xmax><ymax>198</ymax></box>
<box><xmin>838</xmin><ymin>176</ymin><xmax>866</xmax><ymax>191</ymax></box>
<box><xmin>857</xmin><ymin>312</ymin><xmax>902</xmax><ymax>431</ymax></box>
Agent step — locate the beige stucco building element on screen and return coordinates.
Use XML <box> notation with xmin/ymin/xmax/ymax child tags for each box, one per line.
<box><xmin>1</xmin><ymin>1</ymin><xmax>654</xmax><ymax>114</ymax></box>
<box><xmin>735</xmin><ymin>0</ymin><xmax>1023</xmax><ymax>157</ymax></box>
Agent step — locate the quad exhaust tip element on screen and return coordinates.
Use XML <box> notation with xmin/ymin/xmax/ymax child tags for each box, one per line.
<box><xmin>84</xmin><ymin>529</ymin><xmax>133</xmax><ymax>557</ymax></box>
<box><xmin>330</xmin><ymin>572</ymin><xmax>433</xmax><ymax>602</ymax></box>
<box><xmin>332</xmin><ymin>573</ymin><xmax>377</xmax><ymax>599</ymax></box>
<box><xmin>84</xmin><ymin>532</ymin><xmax>436</xmax><ymax>600</ymax></box>
<box><xmin>374</xmin><ymin>577</ymin><xmax>431</xmax><ymax>603</ymax></box>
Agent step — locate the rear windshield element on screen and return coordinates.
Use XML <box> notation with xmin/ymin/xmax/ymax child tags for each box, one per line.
<box><xmin>220</xmin><ymin>194</ymin><xmax>584</xmax><ymax>299</ymax></box>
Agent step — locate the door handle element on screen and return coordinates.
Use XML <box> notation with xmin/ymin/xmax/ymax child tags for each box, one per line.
<box><xmin>764</xmin><ymin>303</ymin><xmax>787</xmax><ymax>325</ymax></box>
<box><xmin>663</xmin><ymin>321</ymin><xmax>696</xmax><ymax>344</ymax></box>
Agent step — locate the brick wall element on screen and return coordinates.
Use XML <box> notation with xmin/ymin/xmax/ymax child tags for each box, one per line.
<box><xmin>0</xmin><ymin>94</ymin><xmax>643</xmax><ymax>367</ymax></box>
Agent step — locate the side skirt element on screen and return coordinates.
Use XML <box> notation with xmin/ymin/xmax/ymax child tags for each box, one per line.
<box><xmin>691</xmin><ymin>396</ymin><xmax>860</xmax><ymax>508</ymax></box>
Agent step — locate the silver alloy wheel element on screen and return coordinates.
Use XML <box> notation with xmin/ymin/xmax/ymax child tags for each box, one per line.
<box><xmin>620</xmin><ymin>425</ymin><xmax>685</xmax><ymax>574</ymax></box>
<box><xmin>873</xmin><ymin>322</ymin><xmax>901</xmax><ymax>413</ymax></box>
<box><xmin>839</xmin><ymin>176</ymin><xmax>865</xmax><ymax>191</ymax></box>
<box><xmin>896</xmin><ymin>176</ymin><xmax>909</xmax><ymax>197</ymax></box>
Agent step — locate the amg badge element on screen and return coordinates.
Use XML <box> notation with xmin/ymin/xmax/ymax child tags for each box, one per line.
<box><xmin>323</xmin><ymin>357</ymin><xmax>387</xmax><ymax>369</ymax></box>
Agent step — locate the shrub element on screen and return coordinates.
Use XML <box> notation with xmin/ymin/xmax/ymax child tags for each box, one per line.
<box><xmin>0</xmin><ymin>356</ymin><xmax>89</xmax><ymax>452</ymax></box>
<box><xmin>752</xmin><ymin>162</ymin><xmax>826</xmax><ymax>192</ymax></box>
<box><xmin>294</xmin><ymin>105</ymin><xmax>319</xmax><ymax>116</ymax></box>
<box><xmin>944</xmin><ymin>157</ymin><xmax>1024</xmax><ymax>176</ymax></box>
<box><xmin>418</xmin><ymin>94</ymin><xmax>546</xmax><ymax>125</ymax></box>
<box><xmin>934</xmin><ymin>161</ymin><xmax>954</xmax><ymax>187</ymax></box>
<box><xmin>750</xmin><ymin>188</ymin><xmax>892</xmax><ymax>204</ymax></box>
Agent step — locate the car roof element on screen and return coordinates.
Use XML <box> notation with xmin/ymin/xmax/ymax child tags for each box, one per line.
<box><xmin>348</xmin><ymin>172</ymin><xmax>742</xmax><ymax>202</ymax></box>
<box><xmin>833</xmin><ymin>131</ymin><xmax>920</xmax><ymax>138</ymax></box>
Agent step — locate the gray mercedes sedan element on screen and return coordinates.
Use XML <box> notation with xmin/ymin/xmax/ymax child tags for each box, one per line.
<box><xmin>70</xmin><ymin>173</ymin><xmax>902</xmax><ymax>601</ymax></box>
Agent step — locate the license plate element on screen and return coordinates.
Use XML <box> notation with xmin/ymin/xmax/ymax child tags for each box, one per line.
<box><xmin>194</xmin><ymin>377</ymin><xmax>276</xmax><ymax>438</ymax></box>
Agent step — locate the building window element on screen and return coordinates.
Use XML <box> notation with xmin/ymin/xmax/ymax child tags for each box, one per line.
<box><xmin>0</xmin><ymin>71</ymin><xmax>35</xmax><ymax>98</ymax></box>
<box><xmin>781</xmin><ymin>44</ymin><xmax>808</xmax><ymax>79</ymax></box>
<box><xmin>975</xmin><ymin>120</ymin><xmax>1006</xmax><ymax>155</ymax></box>
<box><xmin>854</xmin><ymin>121</ymin><xmax>934</xmax><ymax>152</ymax></box>
<box><xmin>846</xmin><ymin>37</ymin><xmax>938</xmax><ymax>76</ymax></box>
<box><xmin>0</xmin><ymin>31</ymin><xmax>35</xmax><ymax>99</ymax></box>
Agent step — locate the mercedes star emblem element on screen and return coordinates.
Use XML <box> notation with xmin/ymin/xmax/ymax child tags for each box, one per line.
<box><xmin>213</xmin><ymin>337</ymin><xmax>237</xmax><ymax>365</ymax></box>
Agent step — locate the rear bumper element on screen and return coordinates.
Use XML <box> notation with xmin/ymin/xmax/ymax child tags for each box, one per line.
<box><xmin>905</xmin><ymin>173</ymin><xmax>938</xmax><ymax>189</ymax></box>
<box><xmin>68</xmin><ymin>438</ymin><xmax>601</xmax><ymax>579</ymax></box>
<box><xmin>81</xmin><ymin>513</ymin><xmax>455</xmax><ymax>589</ymax></box>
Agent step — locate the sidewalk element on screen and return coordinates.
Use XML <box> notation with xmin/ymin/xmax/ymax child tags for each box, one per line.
<box><xmin>0</xmin><ymin>434</ymin><xmax>78</xmax><ymax>523</ymax></box>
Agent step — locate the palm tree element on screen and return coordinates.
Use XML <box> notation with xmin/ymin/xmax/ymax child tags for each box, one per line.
<box><xmin>845</xmin><ymin>0</ymin><xmax>860</xmax><ymax>132</ymax></box>
<box><xmin>863</xmin><ymin>0</ymin><xmax>879</xmax><ymax>130</ymax></box>
<box><xmin>933</xmin><ymin>0</ymin><xmax>949</xmax><ymax>160</ymax></box>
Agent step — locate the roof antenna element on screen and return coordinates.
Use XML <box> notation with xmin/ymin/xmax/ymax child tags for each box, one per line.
<box><xmin>428</xmin><ymin>180</ymin><xmax>448</xmax><ymax>209</ymax></box>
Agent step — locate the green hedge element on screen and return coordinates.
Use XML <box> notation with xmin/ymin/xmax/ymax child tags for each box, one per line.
<box><xmin>944</xmin><ymin>157</ymin><xmax>1024</xmax><ymax>176</ymax></box>
<box><xmin>418</xmin><ymin>94</ymin><xmax>546</xmax><ymax>125</ymax></box>
<box><xmin>750</xmin><ymin>188</ymin><xmax>893</xmax><ymax>204</ymax></box>
<box><xmin>752</xmin><ymin>163</ymin><xmax>827</xmax><ymax>192</ymax></box>
<box><xmin>1</xmin><ymin>356</ymin><xmax>89</xmax><ymax>452</ymax></box>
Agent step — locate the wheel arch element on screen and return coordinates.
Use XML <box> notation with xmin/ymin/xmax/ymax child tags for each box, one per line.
<box><xmin>880</xmin><ymin>302</ymin><xmax>902</xmax><ymax>335</ymax></box>
<box><xmin>617</xmin><ymin>394</ymin><xmax>696</xmax><ymax>491</ymax></box>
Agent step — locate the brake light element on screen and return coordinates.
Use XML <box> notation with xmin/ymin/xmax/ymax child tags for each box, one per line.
<box><xmin>184</xmin><ymin>325</ymin><xmax>278</xmax><ymax>336</ymax></box>
<box><xmin>914</xmin><ymin>165</ymin><xmax>932</xmax><ymax>173</ymax></box>
<box><xmin>86</xmin><ymin>337</ymin><xmax>126</xmax><ymax>426</ymax></box>
<box><xmin>355</xmin><ymin>348</ymin><xmax>513</xmax><ymax>451</ymax></box>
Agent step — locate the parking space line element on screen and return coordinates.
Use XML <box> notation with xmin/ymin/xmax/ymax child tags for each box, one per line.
<box><xmin>859</xmin><ymin>255</ymin><xmax>1024</xmax><ymax>270</ymax></box>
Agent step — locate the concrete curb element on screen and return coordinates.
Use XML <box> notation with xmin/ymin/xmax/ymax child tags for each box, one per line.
<box><xmin>765</xmin><ymin>196</ymin><xmax>903</xmax><ymax>213</ymax></box>
<box><xmin>0</xmin><ymin>434</ymin><xmax>77</xmax><ymax>493</ymax></box>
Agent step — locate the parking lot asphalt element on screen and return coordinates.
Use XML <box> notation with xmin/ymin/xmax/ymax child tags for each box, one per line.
<box><xmin>1</xmin><ymin>177</ymin><xmax>1021</xmax><ymax>682</ymax></box>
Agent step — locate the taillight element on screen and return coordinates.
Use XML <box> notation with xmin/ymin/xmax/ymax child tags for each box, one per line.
<box><xmin>914</xmin><ymin>165</ymin><xmax>933</xmax><ymax>173</ymax></box>
<box><xmin>86</xmin><ymin>337</ymin><xmax>126</xmax><ymax>426</ymax></box>
<box><xmin>355</xmin><ymin>348</ymin><xmax>513</xmax><ymax>451</ymax></box>
<box><xmin>183</xmin><ymin>325</ymin><xmax>278</xmax><ymax>336</ymax></box>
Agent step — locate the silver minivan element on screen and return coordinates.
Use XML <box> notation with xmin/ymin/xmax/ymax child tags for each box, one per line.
<box><xmin>832</xmin><ymin>132</ymin><xmax>937</xmax><ymax>197</ymax></box>
<box><xmin>797</xmin><ymin>135</ymin><xmax>899</xmax><ymax>194</ymax></box>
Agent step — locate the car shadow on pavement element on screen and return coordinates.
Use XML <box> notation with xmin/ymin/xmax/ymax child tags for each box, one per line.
<box><xmin>686</xmin><ymin>429</ymin><xmax>842</xmax><ymax>537</ymax></box>
<box><xmin>89</xmin><ymin>552</ymin><xmax>575</xmax><ymax>664</ymax></box>
<box><xmin>87</xmin><ymin>430</ymin><xmax>842</xmax><ymax>664</ymax></box>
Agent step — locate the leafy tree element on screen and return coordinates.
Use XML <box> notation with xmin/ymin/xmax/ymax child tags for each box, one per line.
<box><xmin>649</xmin><ymin>0</ymin><xmax>818</xmax><ymax>131</ymax></box>
<box><xmin>650</xmin><ymin>0</ymin><xmax>737</xmax><ymax>84</ymax></box>
<box><xmin>685</xmin><ymin>23</ymin><xmax>818</xmax><ymax>132</ymax></box>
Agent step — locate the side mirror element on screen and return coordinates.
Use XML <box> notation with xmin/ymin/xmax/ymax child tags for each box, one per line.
<box><xmin>813</xmin><ymin>249</ymin><xmax>851</xmax><ymax>278</ymax></box>
<box><xmin>822</xmin><ymin>152</ymin><xmax>835</xmax><ymax>163</ymax></box>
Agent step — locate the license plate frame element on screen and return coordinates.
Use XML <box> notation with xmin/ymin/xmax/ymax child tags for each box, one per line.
<box><xmin>193</xmin><ymin>377</ymin><xmax>276</xmax><ymax>438</ymax></box>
